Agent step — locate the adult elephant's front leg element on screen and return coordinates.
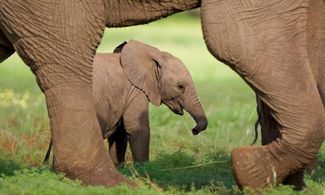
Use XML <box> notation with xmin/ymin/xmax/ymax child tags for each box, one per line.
<box><xmin>24</xmin><ymin>45</ymin><xmax>129</xmax><ymax>186</ymax></box>
<box><xmin>202</xmin><ymin>0</ymin><xmax>325</xmax><ymax>189</ymax></box>
<box><xmin>41</xmin><ymin>73</ymin><xmax>129</xmax><ymax>186</ymax></box>
<box><xmin>24</xmin><ymin>40</ymin><xmax>129</xmax><ymax>187</ymax></box>
<box><xmin>0</xmin><ymin>2</ymin><xmax>130</xmax><ymax>186</ymax></box>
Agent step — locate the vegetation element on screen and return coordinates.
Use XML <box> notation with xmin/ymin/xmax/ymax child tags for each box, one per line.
<box><xmin>0</xmin><ymin>12</ymin><xmax>325</xmax><ymax>194</ymax></box>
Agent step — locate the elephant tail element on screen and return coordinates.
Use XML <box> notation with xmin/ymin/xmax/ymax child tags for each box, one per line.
<box><xmin>251</xmin><ymin>96</ymin><xmax>261</xmax><ymax>145</ymax></box>
<box><xmin>43</xmin><ymin>138</ymin><xmax>52</xmax><ymax>164</ymax></box>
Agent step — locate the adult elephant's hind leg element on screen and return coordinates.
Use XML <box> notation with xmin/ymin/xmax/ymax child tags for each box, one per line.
<box><xmin>257</xmin><ymin>97</ymin><xmax>305</xmax><ymax>190</ymax></box>
<box><xmin>202</xmin><ymin>0</ymin><xmax>325</xmax><ymax>189</ymax></box>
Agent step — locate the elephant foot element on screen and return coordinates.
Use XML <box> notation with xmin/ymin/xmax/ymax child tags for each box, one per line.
<box><xmin>95</xmin><ymin>159</ymin><xmax>137</xmax><ymax>188</ymax></box>
<box><xmin>121</xmin><ymin>177</ymin><xmax>138</xmax><ymax>188</ymax></box>
<box><xmin>282</xmin><ymin>170</ymin><xmax>306</xmax><ymax>191</ymax></box>
<box><xmin>54</xmin><ymin>159</ymin><xmax>136</xmax><ymax>188</ymax></box>
<box><xmin>86</xmin><ymin>170</ymin><xmax>137</xmax><ymax>188</ymax></box>
<box><xmin>305</xmin><ymin>158</ymin><xmax>317</xmax><ymax>175</ymax></box>
<box><xmin>106</xmin><ymin>170</ymin><xmax>137</xmax><ymax>188</ymax></box>
<box><xmin>114</xmin><ymin>161</ymin><xmax>125</xmax><ymax>168</ymax></box>
<box><xmin>231</xmin><ymin>146</ymin><xmax>288</xmax><ymax>190</ymax></box>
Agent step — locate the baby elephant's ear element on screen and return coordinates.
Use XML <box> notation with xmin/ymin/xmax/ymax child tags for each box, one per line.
<box><xmin>113</xmin><ymin>41</ymin><xmax>128</xmax><ymax>53</ymax></box>
<box><xmin>120</xmin><ymin>40</ymin><xmax>162</xmax><ymax>106</ymax></box>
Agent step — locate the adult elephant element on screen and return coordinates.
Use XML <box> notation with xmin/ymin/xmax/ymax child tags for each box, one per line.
<box><xmin>0</xmin><ymin>0</ymin><xmax>324</xmax><ymax>190</ymax></box>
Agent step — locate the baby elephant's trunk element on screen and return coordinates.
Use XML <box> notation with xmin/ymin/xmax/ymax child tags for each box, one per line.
<box><xmin>191</xmin><ymin>112</ymin><xmax>208</xmax><ymax>135</ymax></box>
<box><xmin>184</xmin><ymin>94</ymin><xmax>208</xmax><ymax>135</ymax></box>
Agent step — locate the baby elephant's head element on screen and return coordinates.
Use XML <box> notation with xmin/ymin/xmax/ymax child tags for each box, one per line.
<box><xmin>117</xmin><ymin>40</ymin><xmax>207</xmax><ymax>135</ymax></box>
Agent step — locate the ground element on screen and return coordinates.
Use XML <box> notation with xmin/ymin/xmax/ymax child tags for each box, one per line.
<box><xmin>0</xmin><ymin>12</ymin><xmax>325</xmax><ymax>194</ymax></box>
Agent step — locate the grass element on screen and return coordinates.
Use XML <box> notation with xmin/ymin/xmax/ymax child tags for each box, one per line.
<box><xmin>0</xmin><ymin>12</ymin><xmax>325</xmax><ymax>194</ymax></box>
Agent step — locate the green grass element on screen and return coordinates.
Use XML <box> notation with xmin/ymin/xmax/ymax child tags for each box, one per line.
<box><xmin>1</xmin><ymin>12</ymin><xmax>325</xmax><ymax>194</ymax></box>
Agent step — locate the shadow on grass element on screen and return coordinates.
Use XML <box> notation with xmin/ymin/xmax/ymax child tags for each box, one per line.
<box><xmin>0</xmin><ymin>157</ymin><xmax>49</xmax><ymax>177</ymax></box>
<box><xmin>0</xmin><ymin>158</ymin><xmax>23</xmax><ymax>176</ymax></box>
<box><xmin>309</xmin><ymin>157</ymin><xmax>325</xmax><ymax>183</ymax></box>
<box><xmin>120</xmin><ymin>150</ymin><xmax>238</xmax><ymax>193</ymax></box>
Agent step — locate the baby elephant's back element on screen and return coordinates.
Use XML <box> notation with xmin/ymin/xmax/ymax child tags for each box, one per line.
<box><xmin>92</xmin><ymin>53</ymin><xmax>130</xmax><ymax>138</ymax></box>
<box><xmin>93</xmin><ymin>53</ymin><xmax>126</xmax><ymax>86</ymax></box>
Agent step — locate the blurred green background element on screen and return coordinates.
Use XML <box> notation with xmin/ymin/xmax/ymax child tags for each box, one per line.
<box><xmin>0</xmin><ymin>11</ymin><xmax>324</xmax><ymax>194</ymax></box>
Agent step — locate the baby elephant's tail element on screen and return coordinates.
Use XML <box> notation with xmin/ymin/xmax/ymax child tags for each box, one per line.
<box><xmin>43</xmin><ymin>139</ymin><xmax>52</xmax><ymax>164</ymax></box>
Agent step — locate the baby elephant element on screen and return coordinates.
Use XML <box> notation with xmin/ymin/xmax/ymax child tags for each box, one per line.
<box><xmin>44</xmin><ymin>40</ymin><xmax>207</xmax><ymax>166</ymax></box>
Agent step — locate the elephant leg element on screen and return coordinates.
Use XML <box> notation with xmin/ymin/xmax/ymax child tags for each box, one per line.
<box><xmin>26</xmin><ymin>43</ymin><xmax>129</xmax><ymax>186</ymax></box>
<box><xmin>257</xmin><ymin>96</ymin><xmax>280</xmax><ymax>146</ymax></box>
<box><xmin>123</xmin><ymin>92</ymin><xmax>149</xmax><ymax>164</ymax></box>
<box><xmin>202</xmin><ymin>0</ymin><xmax>325</xmax><ymax>189</ymax></box>
<box><xmin>257</xmin><ymin>97</ymin><xmax>306</xmax><ymax>190</ymax></box>
<box><xmin>0</xmin><ymin>30</ymin><xmax>14</xmax><ymax>63</ymax></box>
<box><xmin>0</xmin><ymin>2</ymin><xmax>131</xmax><ymax>186</ymax></box>
<box><xmin>27</xmin><ymin>50</ymin><xmax>129</xmax><ymax>186</ymax></box>
<box><xmin>108</xmin><ymin>122</ymin><xmax>128</xmax><ymax>167</ymax></box>
<box><xmin>307</xmin><ymin>0</ymin><xmax>325</xmax><ymax>107</ymax></box>
<box><xmin>231</xmin><ymin>61</ymin><xmax>324</xmax><ymax>190</ymax></box>
<box><xmin>305</xmin><ymin>0</ymin><xmax>325</xmax><ymax>176</ymax></box>
<box><xmin>282</xmin><ymin>171</ymin><xmax>305</xmax><ymax>191</ymax></box>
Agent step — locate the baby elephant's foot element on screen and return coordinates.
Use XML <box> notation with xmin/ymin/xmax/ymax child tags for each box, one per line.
<box><xmin>112</xmin><ymin>160</ymin><xmax>125</xmax><ymax>168</ymax></box>
<box><xmin>231</xmin><ymin>146</ymin><xmax>288</xmax><ymax>190</ymax></box>
<box><xmin>282</xmin><ymin>170</ymin><xmax>306</xmax><ymax>191</ymax></box>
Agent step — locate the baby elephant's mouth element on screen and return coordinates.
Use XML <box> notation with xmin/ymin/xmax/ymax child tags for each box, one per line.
<box><xmin>164</xmin><ymin>99</ymin><xmax>184</xmax><ymax>115</ymax></box>
<box><xmin>174</xmin><ymin>108</ymin><xmax>184</xmax><ymax>115</ymax></box>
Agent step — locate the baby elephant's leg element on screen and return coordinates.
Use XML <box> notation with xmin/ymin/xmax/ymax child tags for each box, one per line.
<box><xmin>0</xmin><ymin>31</ymin><xmax>14</xmax><ymax>63</ymax></box>
<box><xmin>108</xmin><ymin>123</ymin><xmax>127</xmax><ymax>167</ymax></box>
<box><xmin>123</xmin><ymin>92</ymin><xmax>149</xmax><ymax>164</ymax></box>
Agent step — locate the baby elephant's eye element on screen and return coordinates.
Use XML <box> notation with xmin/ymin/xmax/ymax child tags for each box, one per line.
<box><xmin>177</xmin><ymin>84</ymin><xmax>185</xmax><ymax>93</ymax></box>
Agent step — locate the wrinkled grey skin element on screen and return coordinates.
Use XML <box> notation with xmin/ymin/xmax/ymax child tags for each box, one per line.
<box><xmin>254</xmin><ymin>0</ymin><xmax>325</xmax><ymax>190</ymax></box>
<box><xmin>1</xmin><ymin>0</ymin><xmax>325</xmax><ymax>189</ymax></box>
<box><xmin>44</xmin><ymin>40</ymin><xmax>207</xmax><ymax>166</ymax></box>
